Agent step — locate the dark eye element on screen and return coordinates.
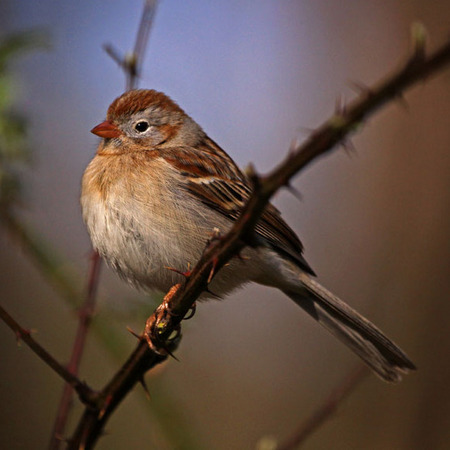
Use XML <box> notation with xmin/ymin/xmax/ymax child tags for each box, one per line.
<box><xmin>134</xmin><ymin>120</ymin><xmax>149</xmax><ymax>133</ymax></box>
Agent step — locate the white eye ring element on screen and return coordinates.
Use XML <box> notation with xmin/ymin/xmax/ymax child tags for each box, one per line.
<box><xmin>134</xmin><ymin>120</ymin><xmax>150</xmax><ymax>133</ymax></box>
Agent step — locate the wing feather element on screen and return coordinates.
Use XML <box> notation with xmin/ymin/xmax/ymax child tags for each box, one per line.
<box><xmin>159</xmin><ymin>138</ymin><xmax>315</xmax><ymax>275</ymax></box>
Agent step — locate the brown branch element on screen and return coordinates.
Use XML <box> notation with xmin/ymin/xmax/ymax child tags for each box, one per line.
<box><xmin>68</xmin><ymin>338</ymin><xmax>166</xmax><ymax>449</ymax></box>
<box><xmin>275</xmin><ymin>365</ymin><xmax>369</xmax><ymax>450</ymax></box>
<box><xmin>0</xmin><ymin>303</ymin><xmax>96</xmax><ymax>406</ymax></box>
<box><xmin>148</xmin><ymin>32</ymin><xmax>450</xmax><ymax>345</ymax></box>
<box><xmin>49</xmin><ymin>251</ymin><xmax>102</xmax><ymax>450</ymax></box>
<box><xmin>68</xmin><ymin>34</ymin><xmax>450</xmax><ymax>449</ymax></box>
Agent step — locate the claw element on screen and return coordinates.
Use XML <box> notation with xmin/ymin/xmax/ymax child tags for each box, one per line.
<box><xmin>204</xmin><ymin>287</ymin><xmax>222</xmax><ymax>299</ymax></box>
<box><xmin>183</xmin><ymin>302</ymin><xmax>197</xmax><ymax>320</ymax></box>
<box><xmin>144</xmin><ymin>284</ymin><xmax>183</xmax><ymax>356</ymax></box>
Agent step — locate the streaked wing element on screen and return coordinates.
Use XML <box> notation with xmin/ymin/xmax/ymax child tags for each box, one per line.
<box><xmin>160</xmin><ymin>137</ymin><xmax>315</xmax><ymax>275</ymax></box>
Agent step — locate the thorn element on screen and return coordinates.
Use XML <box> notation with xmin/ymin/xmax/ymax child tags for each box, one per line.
<box><xmin>103</xmin><ymin>43</ymin><xmax>126</xmax><ymax>69</ymax></box>
<box><xmin>139</xmin><ymin>376</ymin><xmax>151</xmax><ymax>400</ymax></box>
<box><xmin>288</xmin><ymin>137</ymin><xmax>301</xmax><ymax>156</ymax></box>
<box><xmin>395</xmin><ymin>93</ymin><xmax>410</xmax><ymax>111</ymax></box>
<box><xmin>342</xmin><ymin>138</ymin><xmax>357</xmax><ymax>156</ymax></box>
<box><xmin>162</xmin><ymin>327</ymin><xmax>181</xmax><ymax>361</ymax></box>
<box><xmin>145</xmin><ymin>330</ymin><xmax>173</xmax><ymax>357</ymax></box>
<box><xmin>348</xmin><ymin>80</ymin><xmax>372</xmax><ymax>96</ymax></box>
<box><xmin>207</xmin><ymin>257</ymin><xmax>218</xmax><ymax>284</ymax></box>
<box><xmin>334</xmin><ymin>94</ymin><xmax>347</xmax><ymax>116</ymax></box>
<box><xmin>127</xmin><ymin>327</ymin><xmax>141</xmax><ymax>340</ymax></box>
<box><xmin>285</xmin><ymin>183</ymin><xmax>303</xmax><ymax>201</ymax></box>
<box><xmin>165</xmin><ymin>346</ymin><xmax>180</xmax><ymax>361</ymax></box>
<box><xmin>15</xmin><ymin>327</ymin><xmax>34</xmax><ymax>346</ymax></box>
<box><xmin>165</xmin><ymin>265</ymin><xmax>192</xmax><ymax>278</ymax></box>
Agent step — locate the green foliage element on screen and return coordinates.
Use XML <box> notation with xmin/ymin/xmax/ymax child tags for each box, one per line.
<box><xmin>0</xmin><ymin>30</ymin><xmax>49</xmax><ymax>208</ymax></box>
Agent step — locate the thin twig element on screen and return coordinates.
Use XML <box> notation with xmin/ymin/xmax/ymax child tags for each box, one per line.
<box><xmin>49</xmin><ymin>252</ymin><xmax>102</xmax><ymax>450</ymax></box>
<box><xmin>276</xmin><ymin>366</ymin><xmax>369</xmax><ymax>450</ymax></box>
<box><xmin>128</xmin><ymin>0</ymin><xmax>158</xmax><ymax>90</ymax></box>
<box><xmin>69</xmin><ymin>34</ymin><xmax>450</xmax><ymax>449</ymax></box>
<box><xmin>0</xmin><ymin>303</ymin><xmax>96</xmax><ymax>406</ymax></box>
<box><xmin>103</xmin><ymin>0</ymin><xmax>158</xmax><ymax>91</ymax></box>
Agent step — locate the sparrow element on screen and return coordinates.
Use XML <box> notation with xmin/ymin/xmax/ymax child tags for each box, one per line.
<box><xmin>81</xmin><ymin>89</ymin><xmax>416</xmax><ymax>382</ymax></box>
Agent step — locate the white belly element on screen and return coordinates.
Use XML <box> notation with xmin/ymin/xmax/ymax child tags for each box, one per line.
<box><xmin>83</xmin><ymin>182</ymin><xmax>272</xmax><ymax>298</ymax></box>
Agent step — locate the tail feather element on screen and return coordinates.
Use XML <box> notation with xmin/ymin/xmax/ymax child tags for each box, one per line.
<box><xmin>285</xmin><ymin>274</ymin><xmax>416</xmax><ymax>382</ymax></box>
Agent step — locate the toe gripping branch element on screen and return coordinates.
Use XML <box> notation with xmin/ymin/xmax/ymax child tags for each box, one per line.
<box><xmin>144</xmin><ymin>283</ymin><xmax>197</xmax><ymax>358</ymax></box>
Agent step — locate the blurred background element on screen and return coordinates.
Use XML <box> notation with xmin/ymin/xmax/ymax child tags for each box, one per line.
<box><xmin>1</xmin><ymin>1</ymin><xmax>449</xmax><ymax>449</ymax></box>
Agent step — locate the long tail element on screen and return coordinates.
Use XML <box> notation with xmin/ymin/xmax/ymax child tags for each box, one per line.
<box><xmin>283</xmin><ymin>274</ymin><xmax>416</xmax><ymax>382</ymax></box>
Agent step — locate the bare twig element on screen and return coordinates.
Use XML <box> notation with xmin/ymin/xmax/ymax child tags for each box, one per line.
<box><xmin>68</xmin><ymin>338</ymin><xmax>166</xmax><ymax>449</ymax></box>
<box><xmin>0</xmin><ymin>303</ymin><xmax>96</xmax><ymax>406</ymax></box>
<box><xmin>275</xmin><ymin>366</ymin><xmax>369</xmax><ymax>450</ymax></box>
<box><xmin>69</xmin><ymin>35</ymin><xmax>450</xmax><ymax>449</ymax></box>
<box><xmin>49</xmin><ymin>252</ymin><xmax>102</xmax><ymax>450</ymax></box>
<box><xmin>129</xmin><ymin>0</ymin><xmax>158</xmax><ymax>90</ymax></box>
<box><xmin>104</xmin><ymin>0</ymin><xmax>158</xmax><ymax>91</ymax></box>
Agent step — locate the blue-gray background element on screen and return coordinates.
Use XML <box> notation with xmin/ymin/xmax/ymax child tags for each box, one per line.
<box><xmin>1</xmin><ymin>1</ymin><xmax>449</xmax><ymax>449</ymax></box>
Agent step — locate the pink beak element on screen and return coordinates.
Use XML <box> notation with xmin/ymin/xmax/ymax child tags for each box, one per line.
<box><xmin>91</xmin><ymin>120</ymin><xmax>121</xmax><ymax>138</ymax></box>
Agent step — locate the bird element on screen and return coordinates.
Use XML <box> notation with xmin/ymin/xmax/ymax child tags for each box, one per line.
<box><xmin>81</xmin><ymin>89</ymin><xmax>416</xmax><ymax>382</ymax></box>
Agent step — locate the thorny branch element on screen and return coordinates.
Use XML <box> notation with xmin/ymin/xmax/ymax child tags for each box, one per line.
<box><xmin>275</xmin><ymin>365</ymin><xmax>369</xmax><ymax>450</ymax></box>
<box><xmin>48</xmin><ymin>251</ymin><xmax>101</xmax><ymax>450</ymax></box>
<box><xmin>148</xmin><ymin>31</ymin><xmax>450</xmax><ymax>344</ymax></box>
<box><xmin>0</xmin><ymin>303</ymin><xmax>96</xmax><ymax>406</ymax></box>
<box><xmin>68</xmin><ymin>32</ymin><xmax>450</xmax><ymax>449</ymax></box>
